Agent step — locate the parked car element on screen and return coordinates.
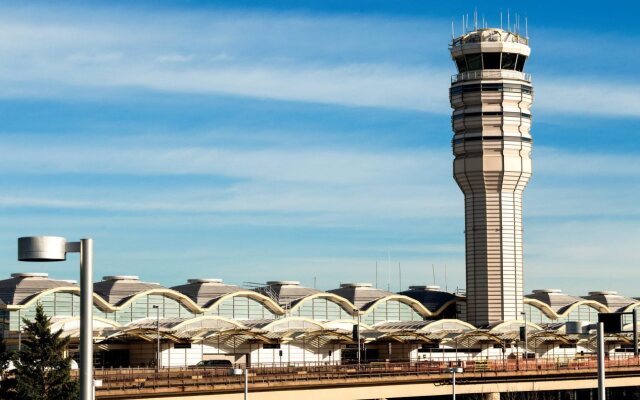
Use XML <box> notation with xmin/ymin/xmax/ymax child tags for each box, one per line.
<box><xmin>191</xmin><ymin>359</ymin><xmax>233</xmax><ymax>368</ymax></box>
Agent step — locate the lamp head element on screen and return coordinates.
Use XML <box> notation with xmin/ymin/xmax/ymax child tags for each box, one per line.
<box><xmin>18</xmin><ymin>236</ymin><xmax>67</xmax><ymax>262</ymax></box>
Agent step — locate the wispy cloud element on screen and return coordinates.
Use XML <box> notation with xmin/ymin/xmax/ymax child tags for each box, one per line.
<box><xmin>0</xmin><ymin>136</ymin><xmax>636</xmax><ymax>220</ymax></box>
<box><xmin>0</xmin><ymin>5</ymin><xmax>637</xmax><ymax>117</ymax></box>
<box><xmin>536</xmin><ymin>79</ymin><xmax>640</xmax><ymax>118</ymax></box>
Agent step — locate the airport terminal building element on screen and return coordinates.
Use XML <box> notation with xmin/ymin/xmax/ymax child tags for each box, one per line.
<box><xmin>1</xmin><ymin>272</ymin><xmax>637</xmax><ymax>368</ymax></box>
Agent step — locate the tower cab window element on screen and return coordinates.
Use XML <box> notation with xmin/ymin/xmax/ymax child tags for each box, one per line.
<box><xmin>501</xmin><ymin>53</ymin><xmax>517</xmax><ymax>70</ymax></box>
<box><xmin>515</xmin><ymin>55</ymin><xmax>527</xmax><ymax>72</ymax></box>
<box><xmin>454</xmin><ymin>52</ymin><xmax>527</xmax><ymax>73</ymax></box>
<box><xmin>466</xmin><ymin>54</ymin><xmax>482</xmax><ymax>71</ymax></box>
<box><xmin>455</xmin><ymin>57</ymin><xmax>468</xmax><ymax>73</ymax></box>
<box><xmin>482</xmin><ymin>53</ymin><xmax>501</xmax><ymax>69</ymax></box>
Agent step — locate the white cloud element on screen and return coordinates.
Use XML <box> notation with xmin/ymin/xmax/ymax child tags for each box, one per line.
<box><xmin>154</xmin><ymin>53</ymin><xmax>194</xmax><ymax>63</ymax></box>
<box><xmin>0</xmin><ymin>5</ymin><xmax>636</xmax><ymax>117</ymax></box>
<box><xmin>536</xmin><ymin>79</ymin><xmax>640</xmax><ymax>118</ymax></box>
<box><xmin>0</xmin><ymin>137</ymin><xmax>636</xmax><ymax>222</ymax></box>
<box><xmin>536</xmin><ymin>147</ymin><xmax>640</xmax><ymax>177</ymax></box>
<box><xmin>525</xmin><ymin>220</ymin><xmax>640</xmax><ymax>294</ymax></box>
<box><xmin>67</xmin><ymin>52</ymin><xmax>123</xmax><ymax>64</ymax></box>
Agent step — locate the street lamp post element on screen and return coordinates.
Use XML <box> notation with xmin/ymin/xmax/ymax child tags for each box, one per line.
<box><xmin>521</xmin><ymin>311</ymin><xmax>528</xmax><ymax>367</ymax></box>
<box><xmin>597</xmin><ymin>322</ymin><xmax>606</xmax><ymax>400</ymax></box>
<box><xmin>352</xmin><ymin>309</ymin><xmax>361</xmax><ymax>367</ymax></box>
<box><xmin>445</xmin><ymin>367</ymin><xmax>463</xmax><ymax>400</ymax></box>
<box><xmin>229</xmin><ymin>367</ymin><xmax>248</xmax><ymax>400</ymax></box>
<box><xmin>18</xmin><ymin>236</ymin><xmax>94</xmax><ymax>400</ymax></box>
<box><xmin>152</xmin><ymin>305</ymin><xmax>160</xmax><ymax>371</ymax></box>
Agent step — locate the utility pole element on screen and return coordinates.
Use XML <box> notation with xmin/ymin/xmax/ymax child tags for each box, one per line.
<box><xmin>597</xmin><ymin>322</ymin><xmax>606</xmax><ymax>400</ymax></box>
<box><xmin>152</xmin><ymin>305</ymin><xmax>160</xmax><ymax>371</ymax></box>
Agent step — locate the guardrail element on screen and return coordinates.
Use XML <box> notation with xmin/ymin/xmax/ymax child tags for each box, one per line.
<box><xmin>452</xmin><ymin>70</ymin><xmax>532</xmax><ymax>83</ymax></box>
<box><xmin>90</xmin><ymin>356</ymin><xmax>640</xmax><ymax>396</ymax></box>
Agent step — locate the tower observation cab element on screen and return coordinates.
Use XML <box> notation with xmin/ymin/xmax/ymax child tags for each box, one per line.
<box><xmin>449</xmin><ymin>28</ymin><xmax>534</xmax><ymax>327</ymax></box>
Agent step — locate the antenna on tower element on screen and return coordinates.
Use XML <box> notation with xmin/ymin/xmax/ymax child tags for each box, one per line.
<box><xmin>474</xmin><ymin>8</ymin><xmax>477</xmax><ymax>30</ymax></box>
<box><xmin>432</xmin><ymin>264</ymin><xmax>436</xmax><ymax>286</ymax></box>
<box><xmin>444</xmin><ymin>264</ymin><xmax>448</xmax><ymax>292</ymax></box>
<box><xmin>466</xmin><ymin>13</ymin><xmax>469</xmax><ymax>31</ymax></box>
<box><xmin>398</xmin><ymin>262</ymin><xmax>402</xmax><ymax>292</ymax></box>
<box><xmin>451</xmin><ymin>19</ymin><xmax>455</xmax><ymax>39</ymax></box>
<box><xmin>507</xmin><ymin>9</ymin><xmax>510</xmax><ymax>32</ymax></box>
<box><xmin>500</xmin><ymin>9</ymin><xmax>503</xmax><ymax>30</ymax></box>
<box><xmin>375</xmin><ymin>260</ymin><xmax>378</xmax><ymax>288</ymax></box>
<box><xmin>387</xmin><ymin>249</ymin><xmax>391</xmax><ymax>292</ymax></box>
<box><xmin>525</xmin><ymin>16</ymin><xmax>529</xmax><ymax>38</ymax></box>
<box><xmin>461</xmin><ymin>15</ymin><xmax>464</xmax><ymax>35</ymax></box>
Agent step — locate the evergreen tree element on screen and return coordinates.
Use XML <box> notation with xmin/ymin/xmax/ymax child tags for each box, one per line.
<box><xmin>0</xmin><ymin>337</ymin><xmax>16</xmax><ymax>399</ymax></box>
<box><xmin>14</xmin><ymin>303</ymin><xmax>79</xmax><ymax>400</ymax></box>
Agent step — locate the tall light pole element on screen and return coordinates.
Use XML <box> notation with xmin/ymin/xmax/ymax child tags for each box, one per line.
<box><xmin>633</xmin><ymin>308</ymin><xmax>638</xmax><ymax>357</ymax></box>
<box><xmin>597</xmin><ymin>322</ymin><xmax>606</xmax><ymax>400</ymax></box>
<box><xmin>229</xmin><ymin>367</ymin><xmax>248</xmax><ymax>399</ymax></box>
<box><xmin>152</xmin><ymin>305</ymin><xmax>160</xmax><ymax>371</ymax></box>
<box><xmin>18</xmin><ymin>236</ymin><xmax>94</xmax><ymax>400</ymax></box>
<box><xmin>352</xmin><ymin>309</ymin><xmax>361</xmax><ymax>367</ymax></box>
<box><xmin>520</xmin><ymin>311</ymin><xmax>528</xmax><ymax>364</ymax></box>
<box><xmin>445</xmin><ymin>367</ymin><xmax>463</xmax><ymax>400</ymax></box>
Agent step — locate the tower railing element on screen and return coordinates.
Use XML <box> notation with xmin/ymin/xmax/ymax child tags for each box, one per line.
<box><xmin>452</xmin><ymin>70</ymin><xmax>531</xmax><ymax>84</ymax></box>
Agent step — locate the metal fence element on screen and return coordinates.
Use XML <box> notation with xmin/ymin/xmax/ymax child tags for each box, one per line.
<box><xmin>90</xmin><ymin>356</ymin><xmax>640</xmax><ymax>395</ymax></box>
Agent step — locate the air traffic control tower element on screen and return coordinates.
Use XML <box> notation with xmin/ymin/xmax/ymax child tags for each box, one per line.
<box><xmin>449</xmin><ymin>28</ymin><xmax>533</xmax><ymax>326</ymax></box>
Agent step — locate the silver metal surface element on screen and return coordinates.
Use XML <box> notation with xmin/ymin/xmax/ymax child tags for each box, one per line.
<box><xmin>445</xmin><ymin>367</ymin><xmax>462</xmax><ymax>399</ymax></box>
<box><xmin>244</xmin><ymin>367</ymin><xmax>248</xmax><ymax>400</ymax></box>
<box><xmin>521</xmin><ymin>312</ymin><xmax>528</xmax><ymax>361</ymax></box>
<box><xmin>18</xmin><ymin>236</ymin><xmax>94</xmax><ymax>400</ymax></box>
<box><xmin>152</xmin><ymin>305</ymin><xmax>160</xmax><ymax>370</ymax></box>
<box><xmin>18</xmin><ymin>236</ymin><xmax>67</xmax><ymax>261</ymax></box>
<box><xmin>356</xmin><ymin>311</ymin><xmax>361</xmax><ymax>367</ymax></box>
<box><xmin>80</xmin><ymin>239</ymin><xmax>94</xmax><ymax>400</ymax></box>
<box><xmin>597</xmin><ymin>322</ymin><xmax>606</xmax><ymax>400</ymax></box>
<box><xmin>633</xmin><ymin>309</ymin><xmax>638</xmax><ymax>357</ymax></box>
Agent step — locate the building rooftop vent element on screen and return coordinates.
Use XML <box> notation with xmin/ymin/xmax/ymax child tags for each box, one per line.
<box><xmin>588</xmin><ymin>290</ymin><xmax>618</xmax><ymax>296</ymax></box>
<box><xmin>266</xmin><ymin>280</ymin><xmax>300</xmax><ymax>286</ymax></box>
<box><xmin>188</xmin><ymin>278</ymin><xmax>223</xmax><ymax>284</ymax></box>
<box><xmin>340</xmin><ymin>283</ymin><xmax>373</xmax><ymax>288</ymax></box>
<box><xmin>532</xmin><ymin>289</ymin><xmax>562</xmax><ymax>294</ymax></box>
<box><xmin>102</xmin><ymin>275</ymin><xmax>140</xmax><ymax>281</ymax></box>
<box><xmin>11</xmin><ymin>272</ymin><xmax>49</xmax><ymax>279</ymax></box>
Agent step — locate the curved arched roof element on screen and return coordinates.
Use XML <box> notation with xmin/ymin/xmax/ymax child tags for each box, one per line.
<box><xmin>399</xmin><ymin>286</ymin><xmax>463</xmax><ymax>314</ymax></box>
<box><xmin>205</xmin><ymin>290</ymin><xmax>284</xmax><ymax>315</ymax></box>
<box><xmin>372</xmin><ymin>319</ymin><xmax>474</xmax><ymax>332</ymax></box>
<box><xmin>0</xmin><ymin>273</ymin><xmax>78</xmax><ymax>306</ymax></box>
<box><xmin>171</xmin><ymin>280</ymin><xmax>243</xmax><ymax>307</ymax></box>
<box><xmin>582</xmin><ymin>291</ymin><xmax>637</xmax><ymax>313</ymax></box>
<box><xmin>327</xmin><ymin>283</ymin><xmax>392</xmax><ymax>309</ymax></box>
<box><xmin>289</xmin><ymin>292</ymin><xmax>357</xmax><ymax>315</ymax></box>
<box><xmin>94</xmin><ymin>276</ymin><xmax>163</xmax><ymax>305</ymax></box>
<box><xmin>361</xmin><ymin>294</ymin><xmax>432</xmax><ymax>318</ymax></box>
<box><xmin>488</xmin><ymin>319</ymin><xmax>543</xmax><ymax>333</ymax></box>
<box><xmin>525</xmin><ymin>297</ymin><xmax>608</xmax><ymax>320</ymax></box>
<box><xmin>254</xmin><ymin>281</ymin><xmax>322</xmax><ymax>307</ymax></box>
<box><xmin>171</xmin><ymin>315</ymin><xmax>246</xmax><ymax>331</ymax></box>
<box><xmin>4</xmin><ymin>285</ymin><xmax>283</xmax><ymax>317</ymax></box>
<box><xmin>247</xmin><ymin>317</ymin><xmax>326</xmax><ymax>332</ymax></box>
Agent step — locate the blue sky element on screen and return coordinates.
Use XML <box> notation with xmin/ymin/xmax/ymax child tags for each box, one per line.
<box><xmin>0</xmin><ymin>1</ymin><xmax>638</xmax><ymax>295</ymax></box>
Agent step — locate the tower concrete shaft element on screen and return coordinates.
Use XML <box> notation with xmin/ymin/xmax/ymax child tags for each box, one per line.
<box><xmin>449</xmin><ymin>29</ymin><xmax>533</xmax><ymax>326</ymax></box>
